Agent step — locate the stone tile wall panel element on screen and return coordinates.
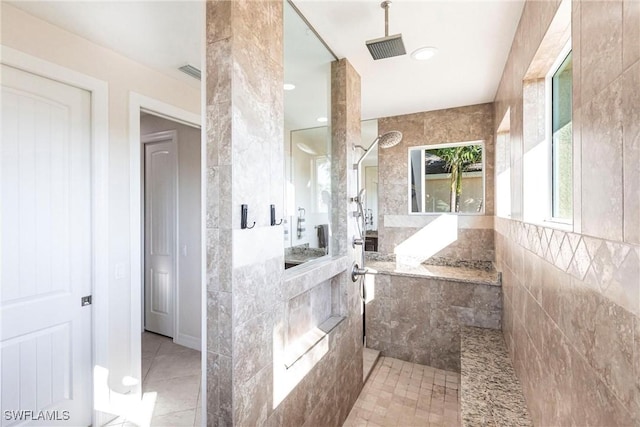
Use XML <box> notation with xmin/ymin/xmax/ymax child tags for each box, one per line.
<box><xmin>205</xmin><ymin>3</ymin><xmax>362</xmax><ymax>425</ymax></box>
<box><xmin>377</xmin><ymin>103</ymin><xmax>496</xmax><ymax>262</ymax></box>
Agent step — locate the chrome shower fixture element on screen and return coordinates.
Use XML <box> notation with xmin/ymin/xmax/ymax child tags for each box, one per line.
<box><xmin>378</xmin><ymin>130</ymin><xmax>403</xmax><ymax>148</ymax></box>
<box><xmin>365</xmin><ymin>1</ymin><xmax>407</xmax><ymax>60</ymax></box>
<box><xmin>353</xmin><ymin>130</ymin><xmax>403</xmax><ymax>170</ymax></box>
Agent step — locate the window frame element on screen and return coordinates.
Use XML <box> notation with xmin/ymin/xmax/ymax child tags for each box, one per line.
<box><xmin>544</xmin><ymin>40</ymin><xmax>573</xmax><ymax>226</ymax></box>
<box><xmin>407</xmin><ymin>140</ymin><xmax>486</xmax><ymax>216</ymax></box>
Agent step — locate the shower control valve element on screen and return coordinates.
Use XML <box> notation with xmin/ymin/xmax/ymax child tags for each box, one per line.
<box><xmin>351</xmin><ymin>263</ymin><xmax>368</xmax><ymax>282</ymax></box>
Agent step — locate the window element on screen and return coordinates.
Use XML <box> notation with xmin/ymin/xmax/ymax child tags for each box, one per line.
<box><xmin>522</xmin><ymin>0</ymin><xmax>571</xmax><ymax>228</ymax></box>
<box><xmin>409</xmin><ymin>142</ymin><xmax>485</xmax><ymax>214</ymax></box>
<box><xmin>551</xmin><ymin>51</ymin><xmax>572</xmax><ymax>220</ymax></box>
<box><xmin>496</xmin><ymin>109</ymin><xmax>511</xmax><ymax>218</ymax></box>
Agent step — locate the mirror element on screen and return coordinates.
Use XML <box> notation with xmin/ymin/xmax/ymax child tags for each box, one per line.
<box><xmin>409</xmin><ymin>141</ymin><xmax>485</xmax><ymax>214</ymax></box>
<box><xmin>359</xmin><ymin>120</ymin><xmax>379</xmax><ymax>251</ymax></box>
<box><xmin>283</xmin><ymin>1</ymin><xmax>335</xmax><ymax>269</ymax></box>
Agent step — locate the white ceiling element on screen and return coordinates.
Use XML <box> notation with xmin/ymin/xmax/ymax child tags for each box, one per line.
<box><xmin>9</xmin><ymin>0</ymin><xmax>525</xmax><ymax>123</ymax></box>
<box><xmin>8</xmin><ymin>1</ymin><xmax>203</xmax><ymax>89</ymax></box>
<box><xmin>295</xmin><ymin>0</ymin><xmax>525</xmax><ymax>120</ymax></box>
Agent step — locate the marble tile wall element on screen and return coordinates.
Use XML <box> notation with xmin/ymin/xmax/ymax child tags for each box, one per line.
<box><xmin>205</xmin><ymin>4</ymin><xmax>362</xmax><ymax>427</ymax></box>
<box><xmin>495</xmin><ymin>219</ymin><xmax>639</xmax><ymax>425</ymax></box>
<box><xmin>365</xmin><ymin>273</ymin><xmax>502</xmax><ymax>372</ymax></box>
<box><xmin>206</xmin><ymin>1</ymin><xmax>285</xmax><ymax>424</ymax></box>
<box><xmin>377</xmin><ymin>104</ymin><xmax>496</xmax><ymax>262</ymax></box>
<box><xmin>267</xmin><ymin>59</ymin><xmax>364</xmax><ymax>427</ymax></box>
<box><xmin>493</xmin><ymin>0</ymin><xmax>640</xmax><ymax>424</ymax></box>
<box><xmin>286</xmin><ymin>280</ymin><xmax>331</xmax><ymax>345</ymax></box>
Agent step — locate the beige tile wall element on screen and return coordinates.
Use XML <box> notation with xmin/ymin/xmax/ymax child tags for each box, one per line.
<box><xmin>366</xmin><ymin>273</ymin><xmax>502</xmax><ymax>372</ymax></box>
<box><xmin>377</xmin><ymin>104</ymin><xmax>496</xmax><ymax>261</ymax></box>
<box><xmin>205</xmin><ymin>3</ymin><xmax>363</xmax><ymax>426</ymax></box>
<box><xmin>494</xmin><ymin>0</ymin><xmax>640</xmax><ymax>424</ymax></box>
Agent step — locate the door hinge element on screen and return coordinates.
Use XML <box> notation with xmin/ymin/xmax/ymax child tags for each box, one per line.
<box><xmin>81</xmin><ymin>295</ymin><xmax>92</xmax><ymax>306</ymax></box>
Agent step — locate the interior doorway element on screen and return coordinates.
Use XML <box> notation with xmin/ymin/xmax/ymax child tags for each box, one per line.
<box><xmin>140</xmin><ymin>112</ymin><xmax>202</xmax><ymax>347</ymax></box>
<box><xmin>129</xmin><ymin>92</ymin><xmax>206</xmax><ymax>422</ymax></box>
<box><xmin>129</xmin><ymin>99</ymin><xmax>204</xmax><ymax>425</ymax></box>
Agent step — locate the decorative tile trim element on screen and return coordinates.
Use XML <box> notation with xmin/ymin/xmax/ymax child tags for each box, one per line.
<box><xmin>495</xmin><ymin>217</ymin><xmax>640</xmax><ymax>316</ymax></box>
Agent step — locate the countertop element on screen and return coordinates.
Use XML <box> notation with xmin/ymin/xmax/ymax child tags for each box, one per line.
<box><xmin>365</xmin><ymin>261</ymin><xmax>500</xmax><ymax>286</ymax></box>
<box><xmin>460</xmin><ymin>326</ymin><xmax>532</xmax><ymax>427</ymax></box>
<box><xmin>284</xmin><ymin>246</ymin><xmax>327</xmax><ymax>266</ymax></box>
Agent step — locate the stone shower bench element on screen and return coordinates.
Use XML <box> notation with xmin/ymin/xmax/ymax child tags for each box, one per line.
<box><xmin>362</xmin><ymin>260</ymin><xmax>501</xmax><ymax>372</ymax></box>
<box><xmin>364</xmin><ymin>261</ymin><xmax>500</xmax><ymax>286</ymax></box>
<box><xmin>460</xmin><ymin>326</ymin><xmax>532</xmax><ymax>427</ymax></box>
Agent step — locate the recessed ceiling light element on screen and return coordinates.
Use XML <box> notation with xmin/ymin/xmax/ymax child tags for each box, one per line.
<box><xmin>317</xmin><ymin>117</ymin><xmax>328</xmax><ymax>123</ymax></box>
<box><xmin>284</xmin><ymin>83</ymin><xmax>296</xmax><ymax>91</ymax></box>
<box><xmin>411</xmin><ymin>47</ymin><xmax>438</xmax><ymax>61</ymax></box>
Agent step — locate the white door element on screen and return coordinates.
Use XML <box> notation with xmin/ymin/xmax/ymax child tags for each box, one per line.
<box><xmin>1</xmin><ymin>65</ymin><xmax>92</xmax><ymax>426</ymax></box>
<box><xmin>144</xmin><ymin>138</ymin><xmax>177</xmax><ymax>337</ymax></box>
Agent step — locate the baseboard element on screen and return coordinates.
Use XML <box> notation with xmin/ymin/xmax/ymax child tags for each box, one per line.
<box><xmin>174</xmin><ymin>333</ymin><xmax>201</xmax><ymax>351</ymax></box>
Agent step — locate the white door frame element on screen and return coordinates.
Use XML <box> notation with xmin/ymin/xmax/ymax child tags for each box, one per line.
<box><xmin>128</xmin><ymin>92</ymin><xmax>201</xmax><ymax>397</ymax></box>
<box><xmin>141</xmin><ymin>130</ymin><xmax>178</xmax><ymax>340</ymax></box>
<box><xmin>1</xmin><ymin>45</ymin><xmax>110</xmax><ymax>426</ymax></box>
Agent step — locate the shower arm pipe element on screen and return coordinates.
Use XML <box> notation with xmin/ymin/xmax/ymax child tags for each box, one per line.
<box><xmin>354</xmin><ymin>135</ymin><xmax>381</xmax><ymax>202</ymax></box>
<box><xmin>384</xmin><ymin>1</ymin><xmax>390</xmax><ymax>37</ymax></box>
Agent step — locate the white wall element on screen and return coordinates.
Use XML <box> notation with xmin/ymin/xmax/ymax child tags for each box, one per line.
<box><xmin>1</xmin><ymin>3</ymin><xmax>200</xmax><ymax>394</ymax></box>
<box><xmin>140</xmin><ymin>114</ymin><xmax>201</xmax><ymax>349</ymax></box>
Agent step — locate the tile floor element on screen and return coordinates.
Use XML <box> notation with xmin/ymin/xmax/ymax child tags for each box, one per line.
<box><xmin>344</xmin><ymin>357</ymin><xmax>461</xmax><ymax>427</ymax></box>
<box><xmin>107</xmin><ymin>332</ymin><xmax>202</xmax><ymax>427</ymax></box>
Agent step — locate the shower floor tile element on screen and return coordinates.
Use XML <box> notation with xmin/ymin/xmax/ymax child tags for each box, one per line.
<box><xmin>344</xmin><ymin>357</ymin><xmax>461</xmax><ymax>427</ymax></box>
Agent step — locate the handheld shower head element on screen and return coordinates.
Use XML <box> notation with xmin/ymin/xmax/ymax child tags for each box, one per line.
<box><xmin>358</xmin><ymin>188</ymin><xmax>366</xmax><ymax>203</ymax></box>
<box><xmin>378</xmin><ymin>130</ymin><xmax>403</xmax><ymax>149</ymax></box>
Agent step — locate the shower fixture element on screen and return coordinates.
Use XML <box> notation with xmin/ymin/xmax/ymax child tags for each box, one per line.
<box><xmin>365</xmin><ymin>1</ymin><xmax>406</xmax><ymax>60</ymax></box>
<box><xmin>351</xmin><ymin>131</ymin><xmax>403</xmax><ymax>282</ymax></box>
<box><xmin>353</xmin><ymin>131</ymin><xmax>403</xmax><ymax>171</ymax></box>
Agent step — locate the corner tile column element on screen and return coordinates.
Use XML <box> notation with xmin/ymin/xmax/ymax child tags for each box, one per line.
<box><xmin>329</xmin><ymin>58</ymin><xmax>365</xmax><ymax>424</ymax></box>
<box><xmin>205</xmin><ymin>0</ymin><xmax>283</xmax><ymax>425</ymax></box>
<box><xmin>331</xmin><ymin>59</ymin><xmax>360</xmax><ymax>262</ymax></box>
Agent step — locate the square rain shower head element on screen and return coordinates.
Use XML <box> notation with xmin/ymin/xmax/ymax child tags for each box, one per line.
<box><xmin>366</xmin><ymin>34</ymin><xmax>406</xmax><ymax>60</ymax></box>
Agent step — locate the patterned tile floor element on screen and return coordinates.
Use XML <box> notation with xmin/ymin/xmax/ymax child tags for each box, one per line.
<box><xmin>344</xmin><ymin>357</ymin><xmax>461</xmax><ymax>427</ymax></box>
<box><xmin>106</xmin><ymin>332</ymin><xmax>202</xmax><ymax>426</ymax></box>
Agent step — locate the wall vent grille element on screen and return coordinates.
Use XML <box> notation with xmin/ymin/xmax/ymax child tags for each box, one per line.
<box><xmin>178</xmin><ymin>64</ymin><xmax>201</xmax><ymax>80</ymax></box>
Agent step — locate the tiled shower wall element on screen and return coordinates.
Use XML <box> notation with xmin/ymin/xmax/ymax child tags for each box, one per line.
<box><xmin>494</xmin><ymin>0</ymin><xmax>640</xmax><ymax>424</ymax></box>
<box><xmin>205</xmin><ymin>1</ymin><xmax>285</xmax><ymax>424</ymax></box>
<box><xmin>205</xmin><ymin>3</ymin><xmax>363</xmax><ymax>423</ymax></box>
<box><xmin>365</xmin><ymin>274</ymin><xmax>501</xmax><ymax>372</ymax></box>
<box><xmin>377</xmin><ymin>104</ymin><xmax>495</xmax><ymax>262</ymax></box>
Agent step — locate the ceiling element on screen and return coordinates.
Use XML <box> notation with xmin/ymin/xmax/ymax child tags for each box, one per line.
<box><xmin>295</xmin><ymin>0</ymin><xmax>525</xmax><ymax>120</ymax></box>
<box><xmin>9</xmin><ymin>0</ymin><xmax>525</xmax><ymax>123</ymax></box>
<box><xmin>8</xmin><ymin>1</ymin><xmax>203</xmax><ymax>89</ymax></box>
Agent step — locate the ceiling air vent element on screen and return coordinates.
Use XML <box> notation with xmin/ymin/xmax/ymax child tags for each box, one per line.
<box><xmin>178</xmin><ymin>64</ymin><xmax>201</xmax><ymax>80</ymax></box>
